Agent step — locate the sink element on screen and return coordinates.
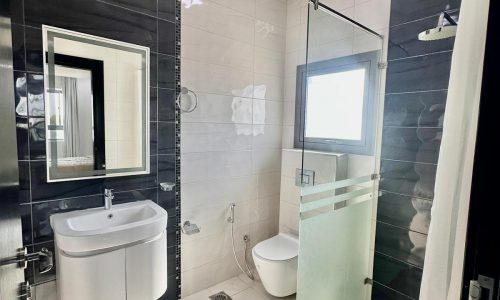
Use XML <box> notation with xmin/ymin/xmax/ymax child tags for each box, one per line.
<box><xmin>50</xmin><ymin>200</ymin><xmax>168</xmax><ymax>255</ymax></box>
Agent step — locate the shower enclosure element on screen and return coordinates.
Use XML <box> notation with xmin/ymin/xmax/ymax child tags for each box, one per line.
<box><xmin>296</xmin><ymin>2</ymin><xmax>384</xmax><ymax>299</ymax></box>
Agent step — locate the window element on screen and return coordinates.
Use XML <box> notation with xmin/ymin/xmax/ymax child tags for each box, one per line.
<box><xmin>294</xmin><ymin>52</ymin><xmax>379</xmax><ymax>155</ymax></box>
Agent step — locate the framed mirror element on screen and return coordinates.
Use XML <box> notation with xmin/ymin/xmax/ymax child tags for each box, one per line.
<box><xmin>42</xmin><ymin>26</ymin><xmax>150</xmax><ymax>182</ymax></box>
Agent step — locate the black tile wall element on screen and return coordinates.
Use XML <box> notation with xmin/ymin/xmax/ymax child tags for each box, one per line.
<box><xmin>373</xmin><ymin>254</ymin><xmax>423</xmax><ymax>299</ymax></box>
<box><xmin>373</xmin><ymin>0</ymin><xmax>460</xmax><ymax>298</ymax></box>
<box><xmin>7</xmin><ymin>0</ymin><xmax>181</xmax><ymax>298</ymax></box>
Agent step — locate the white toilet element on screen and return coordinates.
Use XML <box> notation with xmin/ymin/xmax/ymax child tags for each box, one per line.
<box><xmin>252</xmin><ymin>233</ymin><xmax>299</xmax><ymax>297</ymax></box>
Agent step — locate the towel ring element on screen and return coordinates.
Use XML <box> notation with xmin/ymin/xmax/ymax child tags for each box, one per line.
<box><xmin>176</xmin><ymin>87</ymin><xmax>198</xmax><ymax>113</ymax></box>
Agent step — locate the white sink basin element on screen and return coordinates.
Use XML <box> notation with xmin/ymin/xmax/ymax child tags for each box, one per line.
<box><xmin>50</xmin><ymin>200</ymin><xmax>168</xmax><ymax>255</ymax></box>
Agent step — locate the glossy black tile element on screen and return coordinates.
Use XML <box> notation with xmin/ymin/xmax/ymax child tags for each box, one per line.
<box><xmin>372</xmin><ymin>283</ymin><xmax>416</xmax><ymax>300</ymax></box>
<box><xmin>18</xmin><ymin>161</ymin><xmax>31</xmax><ymax>204</ymax></box>
<box><xmin>150</xmin><ymin>52</ymin><xmax>158</xmax><ymax>87</ymax></box>
<box><xmin>27</xmin><ymin>72</ymin><xmax>44</xmax><ymax>117</ymax></box>
<box><xmin>386</xmin><ymin>52</ymin><xmax>453</xmax><ymax>94</ymax></box>
<box><xmin>11</xmin><ymin>24</ymin><xmax>25</xmax><ymax>71</ymax></box>
<box><xmin>158</xmin><ymin>54</ymin><xmax>176</xmax><ymax>89</ymax></box>
<box><xmin>24</xmin><ymin>245</ymin><xmax>35</xmax><ymax>284</ymax></box>
<box><xmin>104</xmin><ymin>155</ymin><xmax>158</xmax><ymax>191</ymax></box>
<box><xmin>373</xmin><ymin>253</ymin><xmax>423</xmax><ymax>299</ymax></box>
<box><xmin>24</xmin><ymin>26</ymin><xmax>43</xmax><ymax>73</ymax></box>
<box><xmin>113</xmin><ymin>187</ymin><xmax>158</xmax><ymax>204</ymax></box>
<box><xmin>158</xmin><ymin>154</ymin><xmax>175</xmax><ymax>182</ymax></box>
<box><xmin>151</xmin><ymin>87</ymin><xmax>158</xmax><ymax>121</ymax></box>
<box><xmin>158</xmin><ymin>187</ymin><xmax>175</xmax><ymax>211</ymax></box>
<box><xmin>158</xmin><ymin>88</ymin><xmax>176</xmax><ymax>122</ymax></box>
<box><xmin>98</xmin><ymin>0</ymin><xmax>157</xmax><ymax>16</ymax></box>
<box><xmin>16</xmin><ymin>117</ymin><xmax>29</xmax><ymax>160</ymax></box>
<box><xmin>158</xmin><ymin>123</ymin><xmax>176</xmax><ymax>154</ymax></box>
<box><xmin>159</xmin><ymin>0</ymin><xmax>176</xmax><ymax>22</ymax></box>
<box><xmin>151</xmin><ymin>121</ymin><xmax>158</xmax><ymax>155</ymax></box>
<box><xmin>30</xmin><ymin>161</ymin><xmax>103</xmax><ymax>202</ymax></box>
<box><xmin>33</xmin><ymin>241</ymin><xmax>56</xmax><ymax>284</ymax></box>
<box><xmin>380</xmin><ymin>160</ymin><xmax>437</xmax><ymax>200</ymax></box>
<box><xmin>1</xmin><ymin>0</ymin><xmax>24</xmax><ymax>24</ymax></box>
<box><xmin>158</xmin><ymin>20</ymin><xmax>176</xmax><ymax>56</ymax></box>
<box><xmin>28</xmin><ymin>117</ymin><xmax>45</xmax><ymax>160</ymax></box>
<box><xmin>167</xmin><ymin>246</ymin><xmax>177</xmax><ymax>276</ymax></box>
<box><xmin>375</xmin><ymin>222</ymin><xmax>427</xmax><ymax>268</ymax></box>
<box><xmin>388</xmin><ymin>15</ymin><xmax>457</xmax><ymax>60</ymax></box>
<box><xmin>383</xmin><ymin>91</ymin><xmax>447</xmax><ymax>127</ymax></box>
<box><xmin>14</xmin><ymin>71</ymin><xmax>27</xmax><ymax>114</ymax></box>
<box><xmin>377</xmin><ymin>191</ymin><xmax>431</xmax><ymax>234</ymax></box>
<box><xmin>381</xmin><ymin>127</ymin><xmax>442</xmax><ymax>164</ymax></box>
<box><xmin>166</xmin><ymin>216</ymin><xmax>177</xmax><ymax>248</ymax></box>
<box><xmin>20</xmin><ymin>204</ymin><xmax>32</xmax><ymax>245</ymax></box>
<box><xmin>32</xmin><ymin>195</ymin><xmax>103</xmax><ymax>243</ymax></box>
<box><xmin>24</xmin><ymin>0</ymin><xmax>157</xmax><ymax>50</ymax></box>
<box><xmin>390</xmin><ymin>0</ymin><xmax>461</xmax><ymax>26</ymax></box>
<box><xmin>14</xmin><ymin>72</ymin><xmax>30</xmax><ymax>160</ymax></box>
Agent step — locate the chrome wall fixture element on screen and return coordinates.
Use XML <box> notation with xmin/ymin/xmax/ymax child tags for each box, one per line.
<box><xmin>176</xmin><ymin>87</ymin><xmax>198</xmax><ymax>113</ymax></box>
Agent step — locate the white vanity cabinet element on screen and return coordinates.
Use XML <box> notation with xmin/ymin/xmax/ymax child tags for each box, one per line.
<box><xmin>57</xmin><ymin>232</ymin><xmax>167</xmax><ymax>300</ymax></box>
<box><xmin>50</xmin><ymin>200</ymin><xmax>168</xmax><ymax>300</ymax></box>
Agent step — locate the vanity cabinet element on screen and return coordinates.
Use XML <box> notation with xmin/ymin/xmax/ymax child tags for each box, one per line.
<box><xmin>56</xmin><ymin>231</ymin><xmax>167</xmax><ymax>300</ymax></box>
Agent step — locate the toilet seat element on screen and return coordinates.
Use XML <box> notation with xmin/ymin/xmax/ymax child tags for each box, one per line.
<box><xmin>253</xmin><ymin>234</ymin><xmax>298</xmax><ymax>261</ymax></box>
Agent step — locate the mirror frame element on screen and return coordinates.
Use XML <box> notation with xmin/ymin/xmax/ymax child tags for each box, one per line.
<box><xmin>42</xmin><ymin>25</ymin><xmax>150</xmax><ymax>182</ymax></box>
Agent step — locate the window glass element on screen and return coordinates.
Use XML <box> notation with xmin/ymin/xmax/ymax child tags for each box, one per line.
<box><xmin>305</xmin><ymin>68</ymin><xmax>365</xmax><ymax>141</ymax></box>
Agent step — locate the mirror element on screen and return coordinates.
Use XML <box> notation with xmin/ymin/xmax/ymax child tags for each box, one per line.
<box><xmin>42</xmin><ymin>26</ymin><xmax>150</xmax><ymax>182</ymax></box>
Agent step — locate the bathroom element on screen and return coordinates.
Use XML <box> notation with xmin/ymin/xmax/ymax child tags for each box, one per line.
<box><xmin>0</xmin><ymin>0</ymin><xmax>497</xmax><ymax>299</ymax></box>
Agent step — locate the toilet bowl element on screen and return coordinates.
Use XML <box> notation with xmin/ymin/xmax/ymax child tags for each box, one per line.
<box><xmin>252</xmin><ymin>233</ymin><xmax>299</xmax><ymax>297</ymax></box>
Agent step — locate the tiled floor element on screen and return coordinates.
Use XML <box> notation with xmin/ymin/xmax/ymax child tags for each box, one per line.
<box><xmin>183</xmin><ymin>273</ymin><xmax>296</xmax><ymax>300</ymax></box>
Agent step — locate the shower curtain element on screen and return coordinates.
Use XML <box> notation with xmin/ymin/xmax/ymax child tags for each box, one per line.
<box><xmin>419</xmin><ymin>0</ymin><xmax>490</xmax><ymax>299</ymax></box>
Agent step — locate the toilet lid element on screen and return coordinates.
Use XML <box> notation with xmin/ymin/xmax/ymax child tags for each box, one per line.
<box><xmin>253</xmin><ymin>233</ymin><xmax>299</xmax><ymax>261</ymax></box>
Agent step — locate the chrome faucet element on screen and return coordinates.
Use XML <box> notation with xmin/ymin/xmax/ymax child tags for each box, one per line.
<box><xmin>104</xmin><ymin>189</ymin><xmax>114</xmax><ymax>210</ymax></box>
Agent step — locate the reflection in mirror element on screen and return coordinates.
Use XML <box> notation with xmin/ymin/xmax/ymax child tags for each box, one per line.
<box><xmin>43</xmin><ymin>26</ymin><xmax>150</xmax><ymax>182</ymax></box>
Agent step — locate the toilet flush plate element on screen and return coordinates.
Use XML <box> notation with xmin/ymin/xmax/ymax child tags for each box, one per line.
<box><xmin>295</xmin><ymin>168</ymin><xmax>315</xmax><ymax>187</ymax></box>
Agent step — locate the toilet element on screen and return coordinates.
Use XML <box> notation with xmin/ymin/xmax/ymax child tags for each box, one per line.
<box><xmin>252</xmin><ymin>233</ymin><xmax>299</xmax><ymax>297</ymax></box>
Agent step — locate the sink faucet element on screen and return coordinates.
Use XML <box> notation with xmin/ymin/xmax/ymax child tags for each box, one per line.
<box><xmin>104</xmin><ymin>189</ymin><xmax>114</xmax><ymax>210</ymax></box>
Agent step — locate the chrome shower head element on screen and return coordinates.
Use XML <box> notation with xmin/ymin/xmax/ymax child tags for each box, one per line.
<box><xmin>418</xmin><ymin>25</ymin><xmax>457</xmax><ymax>41</ymax></box>
<box><xmin>418</xmin><ymin>9</ymin><xmax>458</xmax><ymax>41</ymax></box>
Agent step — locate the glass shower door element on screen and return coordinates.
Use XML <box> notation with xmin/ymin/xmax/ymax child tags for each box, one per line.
<box><xmin>296</xmin><ymin>2</ymin><xmax>384</xmax><ymax>299</ymax></box>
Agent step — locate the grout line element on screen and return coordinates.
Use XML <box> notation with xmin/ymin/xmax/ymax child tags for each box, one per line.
<box><xmin>387</xmin><ymin>49</ymin><xmax>453</xmax><ymax>62</ymax></box>
<box><xmin>376</xmin><ymin>220</ymin><xmax>429</xmax><ymax>236</ymax></box>
<box><xmin>375</xmin><ymin>251</ymin><xmax>424</xmax><ymax>270</ymax></box>
<box><xmin>372</xmin><ymin>281</ymin><xmax>417</xmax><ymax>300</ymax></box>
<box><xmin>380</xmin><ymin>157</ymin><xmax>438</xmax><ymax>165</ymax></box>
<box><xmin>389</xmin><ymin>8</ymin><xmax>460</xmax><ymax>29</ymax></box>
<box><xmin>95</xmin><ymin>0</ymin><xmax>166</xmax><ymax>21</ymax></box>
<box><xmin>378</xmin><ymin>189</ymin><xmax>434</xmax><ymax>201</ymax></box>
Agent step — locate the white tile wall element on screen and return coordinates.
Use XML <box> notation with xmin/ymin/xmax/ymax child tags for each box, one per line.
<box><xmin>181</xmin><ymin>0</ymin><xmax>286</xmax><ymax>297</ymax></box>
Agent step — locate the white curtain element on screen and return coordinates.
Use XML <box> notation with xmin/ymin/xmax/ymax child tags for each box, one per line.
<box><xmin>56</xmin><ymin>77</ymin><xmax>80</xmax><ymax>157</ymax></box>
<box><xmin>419</xmin><ymin>1</ymin><xmax>490</xmax><ymax>299</ymax></box>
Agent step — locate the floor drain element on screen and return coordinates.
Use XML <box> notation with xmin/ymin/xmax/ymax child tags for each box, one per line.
<box><xmin>209</xmin><ymin>291</ymin><xmax>232</xmax><ymax>300</ymax></box>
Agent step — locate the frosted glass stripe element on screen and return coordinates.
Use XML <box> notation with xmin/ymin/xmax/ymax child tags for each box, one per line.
<box><xmin>300</xmin><ymin>187</ymin><xmax>374</xmax><ymax>213</ymax></box>
<box><xmin>301</xmin><ymin>174</ymin><xmax>375</xmax><ymax>196</ymax></box>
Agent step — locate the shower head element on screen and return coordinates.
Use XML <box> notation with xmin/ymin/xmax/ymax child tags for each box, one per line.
<box><xmin>418</xmin><ymin>25</ymin><xmax>457</xmax><ymax>41</ymax></box>
<box><xmin>418</xmin><ymin>9</ymin><xmax>458</xmax><ymax>41</ymax></box>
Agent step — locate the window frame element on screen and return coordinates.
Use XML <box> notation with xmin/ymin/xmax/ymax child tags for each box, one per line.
<box><xmin>294</xmin><ymin>51</ymin><xmax>380</xmax><ymax>155</ymax></box>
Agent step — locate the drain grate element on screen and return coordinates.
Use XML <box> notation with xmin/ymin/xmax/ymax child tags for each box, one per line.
<box><xmin>209</xmin><ymin>291</ymin><xmax>232</xmax><ymax>300</ymax></box>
